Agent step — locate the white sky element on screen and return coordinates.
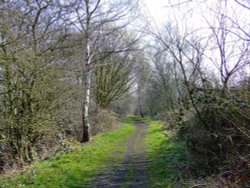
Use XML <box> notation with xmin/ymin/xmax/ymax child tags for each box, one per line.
<box><xmin>142</xmin><ymin>0</ymin><xmax>250</xmax><ymax>82</ymax></box>
<box><xmin>143</xmin><ymin>0</ymin><xmax>167</xmax><ymax>25</ymax></box>
<box><xmin>143</xmin><ymin>0</ymin><xmax>250</xmax><ymax>31</ymax></box>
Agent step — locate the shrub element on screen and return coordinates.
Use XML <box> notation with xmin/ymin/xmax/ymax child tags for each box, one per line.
<box><xmin>90</xmin><ymin>108</ymin><xmax>121</xmax><ymax>135</ymax></box>
<box><xmin>167</xmin><ymin>80</ymin><xmax>250</xmax><ymax>186</ymax></box>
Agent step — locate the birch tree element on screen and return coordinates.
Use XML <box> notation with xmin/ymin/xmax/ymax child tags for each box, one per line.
<box><xmin>72</xmin><ymin>0</ymin><xmax>138</xmax><ymax>142</ymax></box>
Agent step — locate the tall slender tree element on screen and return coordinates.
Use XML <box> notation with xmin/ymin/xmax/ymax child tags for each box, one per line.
<box><xmin>72</xmin><ymin>0</ymin><xmax>138</xmax><ymax>142</ymax></box>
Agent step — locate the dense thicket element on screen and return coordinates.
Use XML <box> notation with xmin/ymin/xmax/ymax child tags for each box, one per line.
<box><xmin>0</xmin><ymin>0</ymin><xmax>139</xmax><ymax>171</ymax></box>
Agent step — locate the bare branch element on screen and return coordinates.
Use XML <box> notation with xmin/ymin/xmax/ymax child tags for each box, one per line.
<box><xmin>235</xmin><ymin>0</ymin><xmax>250</xmax><ymax>10</ymax></box>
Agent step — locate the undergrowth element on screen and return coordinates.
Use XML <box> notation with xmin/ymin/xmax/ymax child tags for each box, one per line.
<box><xmin>0</xmin><ymin>121</ymin><xmax>134</xmax><ymax>188</ymax></box>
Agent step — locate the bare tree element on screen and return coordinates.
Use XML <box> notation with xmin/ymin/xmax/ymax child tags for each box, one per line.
<box><xmin>71</xmin><ymin>0</ymin><xmax>138</xmax><ymax>142</ymax></box>
<box><xmin>151</xmin><ymin>24</ymin><xmax>208</xmax><ymax>126</ymax></box>
<box><xmin>152</xmin><ymin>50</ymin><xmax>176</xmax><ymax>111</ymax></box>
<box><xmin>204</xmin><ymin>1</ymin><xmax>250</xmax><ymax>95</ymax></box>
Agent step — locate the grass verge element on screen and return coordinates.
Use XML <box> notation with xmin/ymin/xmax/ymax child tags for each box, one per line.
<box><xmin>145</xmin><ymin>120</ymin><xmax>189</xmax><ymax>188</ymax></box>
<box><xmin>0</xmin><ymin>121</ymin><xmax>135</xmax><ymax>188</ymax></box>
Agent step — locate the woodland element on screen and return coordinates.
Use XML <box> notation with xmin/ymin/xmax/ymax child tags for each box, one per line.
<box><xmin>0</xmin><ymin>0</ymin><xmax>249</xmax><ymax>187</ymax></box>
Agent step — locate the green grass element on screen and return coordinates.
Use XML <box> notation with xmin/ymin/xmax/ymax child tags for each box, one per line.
<box><xmin>0</xmin><ymin>121</ymin><xmax>135</xmax><ymax>188</ymax></box>
<box><xmin>0</xmin><ymin>117</ymin><xmax>190</xmax><ymax>188</ymax></box>
<box><xmin>145</xmin><ymin>120</ymin><xmax>189</xmax><ymax>188</ymax></box>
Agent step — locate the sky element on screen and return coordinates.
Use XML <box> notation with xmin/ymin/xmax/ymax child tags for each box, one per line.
<box><xmin>143</xmin><ymin>0</ymin><xmax>167</xmax><ymax>25</ymax></box>
<box><xmin>141</xmin><ymin>0</ymin><xmax>250</xmax><ymax>81</ymax></box>
<box><xmin>143</xmin><ymin>0</ymin><xmax>250</xmax><ymax>31</ymax></box>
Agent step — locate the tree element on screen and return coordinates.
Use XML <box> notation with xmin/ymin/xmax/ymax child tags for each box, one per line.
<box><xmin>147</xmin><ymin>2</ymin><xmax>250</xmax><ymax>183</ymax></box>
<box><xmin>72</xmin><ymin>0</ymin><xmax>138</xmax><ymax>142</ymax></box>
<box><xmin>0</xmin><ymin>0</ymin><xmax>68</xmax><ymax>164</ymax></box>
<box><xmin>204</xmin><ymin>0</ymin><xmax>250</xmax><ymax>96</ymax></box>
<box><xmin>152</xmin><ymin>50</ymin><xmax>177</xmax><ymax>111</ymax></box>
<box><xmin>152</xmin><ymin>24</ymin><xmax>208</xmax><ymax>126</ymax></box>
<box><xmin>132</xmin><ymin>52</ymin><xmax>151</xmax><ymax>118</ymax></box>
<box><xmin>95</xmin><ymin>54</ymin><xmax>133</xmax><ymax>109</ymax></box>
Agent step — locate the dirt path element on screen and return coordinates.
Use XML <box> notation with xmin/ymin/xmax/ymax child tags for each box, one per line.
<box><xmin>90</xmin><ymin>121</ymin><xmax>148</xmax><ymax>188</ymax></box>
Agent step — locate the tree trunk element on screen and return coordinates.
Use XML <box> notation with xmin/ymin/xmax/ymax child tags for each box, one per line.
<box><xmin>138</xmin><ymin>86</ymin><xmax>144</xmax><ymax>118</ymax></box>
<box><xmin>139</xmin><ymin>107</ymin><xmax>144</xmax><ymax>118</ymax></box>
<box><xmin>81</xmin><ymin>43</ymin><xmax>91</xmax><ymax>143</ymax></box>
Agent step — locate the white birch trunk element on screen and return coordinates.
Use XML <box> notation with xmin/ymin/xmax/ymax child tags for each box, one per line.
<box><xmin>82</xmin><ymin>42</ymin><xmax>91</xmax><ymax>142</ymax></box>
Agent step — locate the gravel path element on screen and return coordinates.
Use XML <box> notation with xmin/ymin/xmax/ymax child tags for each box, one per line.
<box><xmin>90</xmin><ymin>121</ymin><xmax>148</xmax><ymax>188</ymax></box>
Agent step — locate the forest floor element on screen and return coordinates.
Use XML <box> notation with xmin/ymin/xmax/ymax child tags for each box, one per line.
<box><xmin>0</xmin><ymin>117</ymin><xmax>189</xmax><ymax>188</ymax></box>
